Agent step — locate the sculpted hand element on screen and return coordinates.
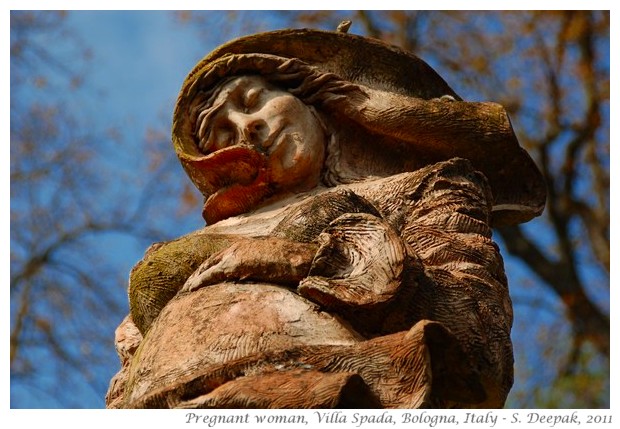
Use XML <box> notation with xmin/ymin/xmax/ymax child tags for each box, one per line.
<box><xmin>181</xmin><ymin>237</ymin><xmax>317</xmax><ymax>292</ymax></box>
<box><xmin>298</xmin><ymin>213</ymin><xmax>408</xmax><ymax>310</ymax></box>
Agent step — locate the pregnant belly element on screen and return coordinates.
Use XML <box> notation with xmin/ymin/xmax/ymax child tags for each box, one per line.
<box><xmin>125</xmin><ymin>282</ymin><xmax>360</xmax><ymax>405</ymax></box>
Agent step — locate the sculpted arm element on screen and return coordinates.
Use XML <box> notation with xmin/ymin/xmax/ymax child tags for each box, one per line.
<box><xmin>182</xmin><ymin>237</ymin><xmax>317</xmax><ymax>292</ymax></box>
<box><xmin>324</xmin><ymin>84</ymin><xmax>517</xmax><ymax>151</ymax></box>
<box><xmin>390</xmin><ymin>159</ymin><xmax>513</xmax><ymax>408</ymax></box>
<box><xmin>308</xmin><ymin>78</ymin><xmax>544</xmax><ymax>224</ymax></box>
<box><xmin>129</xmin><ymin>231</ymin><xmax>323</xmax><ymax>335</ymax></box>
<box><xmin>184</xmin><ymin>189</ymin><xmax>410</xmax><ymax>313</ymax></box>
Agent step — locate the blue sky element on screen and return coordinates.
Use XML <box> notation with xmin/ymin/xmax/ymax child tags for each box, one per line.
<box><xmin>67</xmin><ymin>11</ymin><xmax>204</xmax><ymax>157</ymax></box>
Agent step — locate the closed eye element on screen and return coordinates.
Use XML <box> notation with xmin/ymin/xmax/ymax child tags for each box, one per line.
<box><xmin>242</xmin><ymin>87</ymin><xmax>263</xmax><ymax>112</ymax></box>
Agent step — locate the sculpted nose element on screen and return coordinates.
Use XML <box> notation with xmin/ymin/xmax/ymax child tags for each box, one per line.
<box><xmin>243</xmin><ymin>119</ymin><xmax>267</xmax><ymax>146</ymax></box>
<box><xmin>232</xmin><ymin>112</ymin><xmax>267</xmax><ymax>149</ymax></box>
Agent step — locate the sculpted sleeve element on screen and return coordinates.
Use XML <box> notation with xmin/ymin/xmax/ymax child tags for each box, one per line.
<box><xmin>399</xmin><ymin>158</ymin><xmax>514</xmax><ymax>408</ymax></box>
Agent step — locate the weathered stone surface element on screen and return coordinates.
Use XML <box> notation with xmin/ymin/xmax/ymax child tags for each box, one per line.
<box><xmin>105</xmin><ymin>315</ymin><xmax>142</xmax><ymax>409</ymax></box>
<box><xmin>107</xmin><ymin>27</ymin><xmax>546</xmax><ymax>409</ymax></box>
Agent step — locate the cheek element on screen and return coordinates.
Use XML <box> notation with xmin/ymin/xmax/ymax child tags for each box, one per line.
<box><xmin>270</xmin><ymin>133</ymin><xmax>305</xmax><ymax>176</ymax></box>
<box><xmin>271</xmin><ymin>131</ymin><xmax>324</xmax><ymax>191</ymax></box>
<box><xmin>266</xmin><ymin>95</ymin><xmax>315</xmax><ymax>125</ymax></box>
<box><xmin>265</xmin><ymin>95</ymin><xmax>325</xmax><ymax>187</ymax></box>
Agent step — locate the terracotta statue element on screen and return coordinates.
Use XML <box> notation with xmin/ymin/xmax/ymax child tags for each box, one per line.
<box><xmin>106</xmin><ymin>27</ymin><xmax>546</xmax><ymax>409</ymax></box>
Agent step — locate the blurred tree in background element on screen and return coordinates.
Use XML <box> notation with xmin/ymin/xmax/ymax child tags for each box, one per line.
<box><xmin>10</xmin><ymin>10</ymin><xmax>609</xmax><ymax>408</ymax></box>
<box><xmin>9</xmin><ymin>11</ymin><xmax>196</xmax><ymax>407</ymax></box>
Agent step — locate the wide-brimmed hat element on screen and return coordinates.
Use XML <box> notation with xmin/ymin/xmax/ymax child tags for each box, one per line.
<box><xmin>172</xmin><ymin>28</ymin><xmax>546</xmax><ymax>225</ymax></box>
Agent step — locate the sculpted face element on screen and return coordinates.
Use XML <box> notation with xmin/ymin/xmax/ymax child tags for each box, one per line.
<box><xmin>196</xmin><ymin>75</ymin><xmax>326</xmax><ymax>198</ymax></box>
